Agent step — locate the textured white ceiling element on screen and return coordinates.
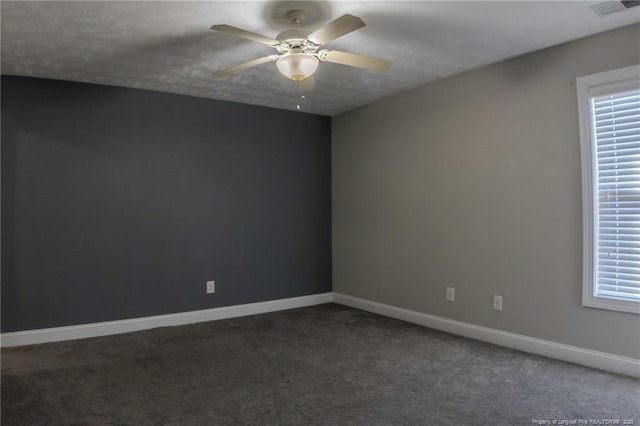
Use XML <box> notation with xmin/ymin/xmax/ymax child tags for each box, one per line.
<box><xmin>2</xmin><ymin>1</ymin><xmax>639</xmax><ymax>116</ymax></box>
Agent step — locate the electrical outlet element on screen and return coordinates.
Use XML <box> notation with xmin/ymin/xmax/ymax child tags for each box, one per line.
<box><xmin>446</xmin><ymin>287</ymin><xmax>455</xmax><ymax>302</ymax></box>
<box><xmin>206</xmin><ymin>280</ymin><xmax>215</xmax><ymax>294</ymax></box>
<box><xmin>493</xmin><ymin>295</ymin><xmax>503</xmax><ymax>311</ymax></box>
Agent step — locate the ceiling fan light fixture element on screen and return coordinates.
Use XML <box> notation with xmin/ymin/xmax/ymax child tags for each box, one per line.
<box><xmin>276</xmin><ymin>52</ymin><xmax>319</xmax><ymax>82</ymax></box>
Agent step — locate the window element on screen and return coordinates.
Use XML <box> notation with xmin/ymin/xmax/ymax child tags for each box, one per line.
<box><xmin>577</xmin><ymin>64</ymin><xmax>640</xmax><ymax>314</ymax></box>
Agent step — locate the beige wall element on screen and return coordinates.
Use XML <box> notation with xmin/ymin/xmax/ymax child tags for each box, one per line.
<box><xmin>332</xmin><ymin>24</ymin><xmax>640</xmax><ymax>359</ymax></box>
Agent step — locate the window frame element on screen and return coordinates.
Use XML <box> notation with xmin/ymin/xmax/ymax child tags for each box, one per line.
<box><xmin>577</xmin><ymin>64</ymin><xmax>640</xmax><ymax>314</ymax></box>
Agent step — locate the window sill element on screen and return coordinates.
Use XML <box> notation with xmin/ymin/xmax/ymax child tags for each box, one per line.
<box><xmin>583</xmin><ymin>295</ymin><xmax>640</xmax><ymax>314</ymax></box>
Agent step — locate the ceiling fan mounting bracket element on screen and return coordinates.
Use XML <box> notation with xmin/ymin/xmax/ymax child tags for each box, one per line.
<box><xmin>275</xmin><ymin>31</ymin><xmax>320</xmax><ymax>54</ymax></box>
<box><xmin>286</xmin><ymin>10</ymin><xmax>306</xmax><ymax>26</ymax></box>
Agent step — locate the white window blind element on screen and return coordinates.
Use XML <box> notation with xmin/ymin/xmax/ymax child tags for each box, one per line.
<box><xmin>592</xmin><ymin>87</ymin><xmax>640</xmax><ymax>302</ymax></box>
<box><xmin>578</xmin><ymin>64</ymin><xmax>640</xmax><ymax>314</ymax></box>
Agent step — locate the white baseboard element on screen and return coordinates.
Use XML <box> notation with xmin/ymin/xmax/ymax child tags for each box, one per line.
<box><xmin>333</xmin><ymin>292</ymin><xmax>640</xmax><ymax>378</ymax></box>
<box><xmin>0</xmin><ymin>293</ymin><xmax>333</xmax><ymax>348</ymax></box>
<box><xmin>4</xmin><ymin>291</ymin><xmax>637</xmax><ymax>378</ymax></box>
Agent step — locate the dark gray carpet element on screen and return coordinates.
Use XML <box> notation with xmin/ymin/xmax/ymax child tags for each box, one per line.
<box><xmin>2</xmin><ymin>303</ymin><xmax>639</xmax><ymax>425</ymax></box>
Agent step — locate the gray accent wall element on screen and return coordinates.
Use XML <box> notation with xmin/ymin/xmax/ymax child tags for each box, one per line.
<box><xmin>2</xmin><ymin>76</ymin><xmax>331</xmax><ymax>332</ymax></box>
<box><xmin>332</xmin><ymin>24</ymin><xmax>640</xmax><ymax>359</ymax></box>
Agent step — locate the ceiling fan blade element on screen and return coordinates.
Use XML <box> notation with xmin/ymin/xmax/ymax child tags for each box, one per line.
<box><xmin>296</xmin><ymin>76</ymin><xmax>316</xmax><ymax>94</ymax></box>
<box><xmin>306</xmin><ymin>14</ymin><xmax>365</xmax><ymax>46</ymax></box>
<box><xmin>318</xmin><ymin>50</ymin><xmax>391</xmax><ymax>73</ymax></box>
<box><xmin>213</xmin><ymin>55</ymin><xmax>280</xmax><ymax>77</ymax></box>
<box><xmin>211</xmin><ymin>24</ymin><xmax>280</xmax><ymax>47</ymax></box>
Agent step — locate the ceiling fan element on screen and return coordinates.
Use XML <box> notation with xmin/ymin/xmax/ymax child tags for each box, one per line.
<box><xmin>210</xmin><ymin>10</ymin><xmax>391</xmax><ymax>85</ymax></box>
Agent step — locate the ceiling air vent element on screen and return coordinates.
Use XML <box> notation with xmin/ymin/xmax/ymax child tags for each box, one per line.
<box><xmin>591</xmin><ymin>1</ymin><xmax>640</xmax><ymax>16</ymax></box>
<box><xmin>621</xmin><ymin>1</ymin><xmax>640</xmax><ymax>8</ymax></box>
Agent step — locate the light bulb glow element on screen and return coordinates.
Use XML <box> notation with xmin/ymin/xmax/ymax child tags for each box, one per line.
<box><xmin>276</xmin><ymin>53</ymin><xmax>319</xmax><ymax>82</ymax></box>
